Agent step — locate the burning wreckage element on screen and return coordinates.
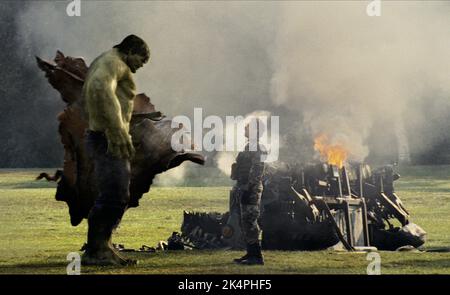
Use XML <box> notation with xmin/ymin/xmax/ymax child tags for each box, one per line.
<box><xmin>182</xmin><ymin>161</ymin><xmax>427</xmax><ymax>251</ymax></box>
<box><xmin>36</xmin><ymin>51</ymin><xmax>426</xmax><ymax>253</ymax></box>
<box><xmin>181</xmin><ymin>134</ymin><xmax>426</xmax><ymax>252</ymax></box>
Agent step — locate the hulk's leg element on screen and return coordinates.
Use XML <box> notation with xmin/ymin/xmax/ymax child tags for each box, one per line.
<box><xmin>82</xmin><ymin>131</ymin><xmax>135</xmax><ymax>266</ymax></box>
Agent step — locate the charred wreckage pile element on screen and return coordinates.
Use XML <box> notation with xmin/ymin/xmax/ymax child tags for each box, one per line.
<box><xmin>36</xmin><ymin>51</ymin><xmax>426</xmax><ymax>253</ymax></box>
<box><xmin>181</xmin><ymin>161</ymin><xmax>427</xmax><ymax>251</ymax></box>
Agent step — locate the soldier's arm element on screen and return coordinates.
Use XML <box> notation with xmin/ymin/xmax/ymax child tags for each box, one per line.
<box><xmin>248</xmin><ymin>151</ymin><xmax>265</xmax><ymax>196</ymax></box>
<box><xmin>85</xmin><ymin>58</ymin><xmax>134</xmax><ymax>158</ymax></box>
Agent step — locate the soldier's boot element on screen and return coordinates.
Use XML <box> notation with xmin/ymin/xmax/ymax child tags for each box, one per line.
<box><xmin>233</xmin><ymin>253</ymin><xmax>249</xmax><ymax>263</ymax></box>
<box><xmin>82</xmin><ymin>211</ymin><xmax>136</xmax><ymax>266</ymax></box>
<box><xmin>236</xmin><ymin>242</ymin><xmax>264</xmax><ymax>265</ymax></box>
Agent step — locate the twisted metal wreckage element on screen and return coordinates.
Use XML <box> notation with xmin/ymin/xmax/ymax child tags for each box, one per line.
<box><xmin>182</xmin><ymin>162</ymin><xmax>426</xmax><ymax>251</ymax></box>
<box><xmin>37</xmin><ymin>51</ymin><xmax>426</xmax><ymax>253</ymax></box>
<box><xmin>36</xmin><ymin>51</ymin><xmax>205</xmax><ymax>227</ymax></box>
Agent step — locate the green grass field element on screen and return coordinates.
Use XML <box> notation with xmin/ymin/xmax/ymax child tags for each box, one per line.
<box><xmin>0</xmin><ymin>166</ymin><xmax>449</xmax><ymax>274</ymax></box>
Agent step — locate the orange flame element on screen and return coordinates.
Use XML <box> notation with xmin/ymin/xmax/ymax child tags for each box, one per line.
<box><xmin>314</xmin><ymin>134</ymin><xmax>348</xmax><ymax>168</ymax></box>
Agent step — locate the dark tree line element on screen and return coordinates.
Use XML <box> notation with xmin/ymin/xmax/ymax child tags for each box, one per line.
<box><xmin>0</xmin><ymin>1</ymin><xmax>64</xmax><ymax>168</ymax></box>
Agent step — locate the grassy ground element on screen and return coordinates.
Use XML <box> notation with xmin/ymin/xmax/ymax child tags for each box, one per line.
<box><xmin>0</xmin><ymin>166</ymin><xmax>449</xmax><ymax>274</ymax></box>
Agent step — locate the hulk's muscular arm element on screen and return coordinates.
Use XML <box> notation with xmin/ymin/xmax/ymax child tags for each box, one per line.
<box><xmin>83</xmin><ymin>50</ymin><xmax>135</xmax><ymax>159</ymax></box>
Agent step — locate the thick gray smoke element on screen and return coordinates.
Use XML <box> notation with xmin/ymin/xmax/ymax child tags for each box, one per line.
<box><xmin>270</xmin><ymin>1</ymin><xmax>450</xmax><ymax>163</ymax></box>
<box><xmin>17</xmin><ymin>1</ymin><xmax>277</xmax><ymax>116</ymax></box>
<box><xmin>12</xmin><ymin>1</ymin><xmax>450</xmax><ymax>168</ymax></box>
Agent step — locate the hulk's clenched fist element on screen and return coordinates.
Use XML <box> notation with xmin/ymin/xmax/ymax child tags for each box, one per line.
<box><xmin>83</xmin><ymin>35</ymin><xmax>150</xmax><ymax>159</ymax></box>
<box><xmin>105</xmin><ymin>128</ymin><xmax>135</xmax><ymax>159</ymax></box>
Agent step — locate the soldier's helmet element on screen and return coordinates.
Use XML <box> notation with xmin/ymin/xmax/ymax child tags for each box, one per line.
<box><xmin>245</xmin><ymin>117</ymin><xmax>266</xmax><ymax>139</ymax></box>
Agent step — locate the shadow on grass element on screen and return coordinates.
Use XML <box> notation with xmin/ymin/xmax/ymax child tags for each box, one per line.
<box><xmin>11</xmin><ymin>182</ymin><xmax>57</xmax><ymax>189</ymax></box>
<box><xmin>0</xmin><ymin>261</ymin><xmax>66</xmax><ymax>270</ymax></box>
<box><xmin>397</xmin><ymin>186</ymin><xmax>450</xmax><ymax>193</ymax></box>
<box><xmin>382</xmin><ymin>259</ymin><xmax>450</xmax><ymax>269</ymax></box>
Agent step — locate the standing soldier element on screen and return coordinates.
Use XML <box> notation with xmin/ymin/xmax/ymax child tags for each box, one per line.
<box><xmin>82</xmin><ymin>35</ymin><xmax>150</xmax><ymax>266</ymax></box>
<box><xmin>231</xmin><ymin>118</ymin><xmax>266</xmax><ymax>265</ymax></box>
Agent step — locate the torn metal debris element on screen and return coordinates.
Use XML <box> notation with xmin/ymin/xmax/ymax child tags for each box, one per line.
<box><xmin>181</xmin><ymin>162</ymin><xmax>426</xmax><ymax>251</ymax></box>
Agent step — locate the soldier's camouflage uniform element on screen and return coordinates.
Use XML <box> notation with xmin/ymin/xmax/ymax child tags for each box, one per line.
<box><xmin>231</xmin><ymin>144</ymin><xmax>266</xmax><ymax>245</ymax></box>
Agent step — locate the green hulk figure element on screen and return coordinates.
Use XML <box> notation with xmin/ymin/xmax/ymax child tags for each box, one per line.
<box><xmin>81</xmin><ymin>35</ymin><xmax>150</xmax><ymax>266</ymax></box>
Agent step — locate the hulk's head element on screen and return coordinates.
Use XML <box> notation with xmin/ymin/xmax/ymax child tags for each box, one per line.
<box><xmin>114</xmin><ymin>34</ymin><xmax>150</xmax><ymax>73</ymax></box>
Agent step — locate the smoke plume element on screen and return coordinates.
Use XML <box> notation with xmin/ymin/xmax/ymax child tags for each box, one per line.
<box><xmin>270</xmin><ymin>1</ymin><xmax>450</xmax><ymax>163</ymax></box>
<box><xmin>5</xmin><ymin>1</ymin><xmax>450</xmax><ymax>169</ymax></box>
